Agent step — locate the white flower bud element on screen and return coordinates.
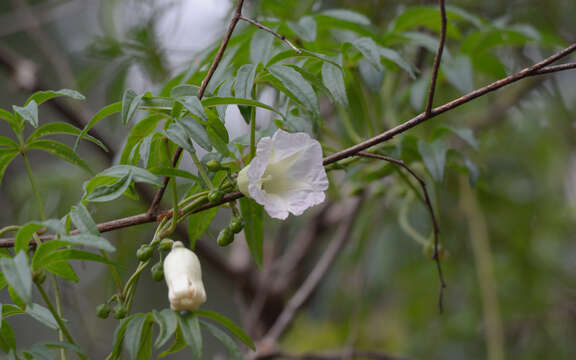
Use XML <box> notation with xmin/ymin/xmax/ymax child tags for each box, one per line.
<box><xmin>237</xmin><ymin>129</ymin><xmax>329</xmax><ymax>219</ymax></box>
<box><xmin>163</xmin><ymin>241</ymin><xmax>206</xmax><ymax>311</ymax></box>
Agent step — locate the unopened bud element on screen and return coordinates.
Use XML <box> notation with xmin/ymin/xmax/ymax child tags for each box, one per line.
<box><xmin>96</xmin><ymin>304</ymin><xmax>111</xmax><ymax>319</ymax></box>
<box><xmin>113</xmin><ymin>304</ymin><xmax>127</xmax><ymax>319</ymax></box>
<box><xmin>136</xmin><ymin>244</ymin><xmax>154</xmax><ymax>262</ymax></box>
<box><xmin>158</xmin><ymin>239</ymin><xmax>174</xmax><ymax>252</ymax></box>
<box><xmin>206</xmin><ymin>159</ymin><xmax>222</xmax><ymax>172</ymax></box>
<box><xmin>230</xmin><ymin>216</ymin><xmax>244</xmax><ymax>234</ymax></box>
<box><xmin>217</xmin><ymin>227</ymin><xmax>234</xmax><ymax>247</ymax></box>
<box><xmin>151</xmin><ymin>262</ymin><xmax>164</xmax><ymax>281</ymax></box>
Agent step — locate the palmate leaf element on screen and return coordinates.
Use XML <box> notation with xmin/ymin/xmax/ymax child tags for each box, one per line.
<box><xmin>322</xmin><ymin>60</ymin><xmax>349</xmax><ymax>107</ymax></box>
<box><xmin>0</xmin><ymin>252</ymin><xmax>32</xmax><ymax>304</ymax></box>
<box><xmin>0</xmin><ymin>150</ymin><xmax>18</xmax><ymax>184</ymax></box>
<box><xmin>25</xmin><ymin>89</ymin><xmax>85</xmax><ymax>106</ymax></box>
<box><xmin>74</xmin><ymin>101</ymin><xmax>122</xmax><ymax>151</ymax></box>
<box><xmin>178</xmin><ymin>117</ymin><xmax>212</xmax><ymax>151</ymax></box>
<box><xmin>44</xmin><ymin>261</ymin><xmax>78</xmax><ymax>282</ymax></box>
<box><xmin>164</xmin><ymin>122</ymin><xmax>199</xmax><ymax>154</ymax></box>
<box><xmin>195</xmin><ymin>310</ymin><xmax>255</xmax><ymax>350</ymax></box>
<box><xmin>26</xmin><ymin>139</ymin><xmax>92</xmax><ymax>173</ymax></box>
<box><xmin>200</xmin><ymin>322</ymin><xmax>242</xmax><ymax>360</ymax></box>
<box><xmin>188</xmin><ymin>206</ymin><xmax>218</xmax><ymax>250</ymax></box>
<box><xmin>0</xmin><ymin>136</ymin><xmax>18</xmax><ymax>149</ymax></box>
<box><xmin>287</xmin><ymin>16</ymin><xmax>317</xmax><ymax>42</ymax></box>
<box><xmin>84</xmin><ymin>172</ymin><xmax>133</xmax><ymax>203</ymax></box>
<box><xmin>13</xmin><ymin>100</ymin><xmax>38</xmax><ymax>128</ymax></box>
<box><xmin>177</xmin><ymin>312</ymin><xmax>202</xmax><ymax>360</ymax></box>
<box><xmin>239</xmin><ymin>198</ymin><xmax>264</xmax><ymax>268</ymax></box>
<box><xmin>125</xmin><ymin>313</ymin><xmax>155</xmax><ymax>360</ymax></box>
<box><xmin>26</xmin><ymin>303</ymin><xmax>59</xmax><ymax>330</ymax></box>
<box><xmin>177</xmin><ymin>96</ymin><xmax>208</xmax><ymax>122</ymax></box>
<box><xmin>99</xmin><ymin>165</ymin><xmax>162</xmax><ymax>187</ymax></box>
<box><xmin>120</xmin><ymin>115</ymin><xmax>163</xmax><ymax>165</ymax></box>
<box><xmin>27</xmin><ymin>122</ymin><xmax>107</xmax><ymax>151</ymax></box>
<box><xmin>122</xmin><ymin>89</ymin><xmax>144</xmax><ymax>126</ymax></box>
<box><xmin>14</xmin><ymin>223</ymin><xmax>43</xmax><ymax>254</ymax></box>
<box><xmin>153</xmin><ymin>309</ymin><xmax>178</xmax><ymax>349</ymax></box>
<box><xmin>69</xmin><ymin>203</ymin><xmax>100</xmax><ymax>235</ymax></box>
<box><xmin>234</xmin><ymin>64</ymin><xmax>258</xmax><ymax>100</ymax></box>
<box><xmin>267</xmin><ymin>65</ymin><xmax>319</xmax><ymax>116</ymax></box>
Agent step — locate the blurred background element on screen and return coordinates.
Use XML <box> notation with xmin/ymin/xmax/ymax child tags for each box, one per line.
<box><xmin>1</xmin><ymin>0</ymin><xmax>576</xmax><ymax>359</ymax></box>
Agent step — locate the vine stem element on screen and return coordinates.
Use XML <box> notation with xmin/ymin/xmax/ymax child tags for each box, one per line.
<box><xmin>36</xmin><ymin>282</ymin><xmax>84</xmax><ymax>358</ymax></box>
<box><xmin>51</xmin><ymin>275</ymin><xmax>67</xmax><ymax>360</ymax></box>
<box><xmin>23</xmin><ymin>152</ymin><xmax>45</xmax><ymax>221</ymax></box>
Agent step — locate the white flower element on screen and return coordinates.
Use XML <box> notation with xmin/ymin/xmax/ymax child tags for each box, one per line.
<box><xmin>237</xmin><ymin>129</ymin><xmax>329</xmax><ymax>219</ymax></box>
<box><xmin>163</xmin><ymin>241</ymin><xmax>207</xmax><ymax>311</ymax></box>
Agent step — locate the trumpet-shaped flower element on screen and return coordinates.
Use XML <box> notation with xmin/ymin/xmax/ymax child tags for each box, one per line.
<box><xmin>237</xmin><ymin>129</ymin><xmax>328</xmax><ymax>219</ymax></box>
<box><xmin>163</xmin><ymin>241</ymin><xmax>206</xmax><ymax>311</ymax></box>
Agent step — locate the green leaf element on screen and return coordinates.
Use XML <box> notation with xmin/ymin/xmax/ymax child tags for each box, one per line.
<box><xmin>418</xmin><ymin>139</ymin><xmax>447</xmax><ymax>182</ymax></box>
<box><xmin>26</xmin><ymin>303</ymin><xmax>59</xmax><ymax>330</ymax></box>
<box><xmin>110</xmin><ymin>315</ymin><xmax>136</xmax><ymax>358</ymax></box>
<box><xmin>44</xmin><ymin>261</ymin><xmax>78</xmax><ymax>282</ymax></box>
<box><xmin>122</xmin><ymin>89</ymin><xmax>144</xmax><ymax>126</ymax></box>
<box><xmin>0</xmin><ymin>108</ymin><xmax>17</xmax><ymax>131</ymax></box>
<box><xmin>179</xmin><ymin>117</ymin><xmax>212</xmax><ymax>151</ymax></box>
<box><xmin>120</xmin><ymin>115</ymin><xmax>163</xmax><ymax>165</ymax></box>
<box><xmin>69</xmin><ymin>203</ymin><xmax>100</xmax><ymax>235</ymax></box>
<box><xmin>350</xmin><ymin>37</ymin><xmax>383</xmax><ymax>71</ymax></box>
<box><xmin>100</xmin><ymin>165</ymin><xmax>162</xmax><ymax>187</ymax></box>
<box><xmin>178</xmin><ymin>313</ymin><xmax>202</xmax><ymax>360</ymax></box>
<box><xmin>84</xmin><ymin>172</ymin><xmax>133</xmax><ymax>203</ymax></box>
<box><xmin>266</xmin><ymin>49</ymin><xmax>341</xmax><ymax>68</ymax></box>
<box><xmin>379</xmin><ymin>47</ymin><xmax>416</xmax><ymax>78</ymax></box>
<box><xmin>177</xmin><ymin>97</ymin><xmax>208</xmax><ymax>122</ymax></box>
<box><xmin>0</xmin><ymin>320</ymin><xmax>16</xmax><ymax>353</ymax></box>
<box><xmin>0</xmin><ymin>137</ymin><xmax>18</xmax><ymax>149</ymax></box>
<box><xmin>239</xmin><ymin>198</ymin><xmax>264</xmax><ymax>268</ymax></box>
<box><xmin>148</xmin><ymin>168</ymin><xmax>200</xmax><ymax>182</ymax></box>
<box><xmin>39</xmin><ymin>249</ymin><xmax>112</xmax><ymax>268</ymax></box>
<box><xmin>125</xmin><ymin>314</ymin><xmax>154</xmax><ymax>360</ymax></box>
<box><xmin>26</xmin><ymin>89</ymin><xmax>85</xmax><ymax>106</ymax></box>
<box><xmin>195</xmin><ymin>310</ymin><xmax>255</xmax><ymax>350</ymax></box>
<box><xmin>14</xmin><ymin>223</ymin><xmax>43</xmax><ymax>254</ymax></box>
<box><xmin>250</xmin><ymin>28</ymin><xmax>275</xmax><ymax>65</ymax></box>
<box><xmin>202</xmin><ymin>97</ymin><xmax>284</xmax><ymax>119</ymax></box>
<box><xmin>206</xmin><ymin>117</ymin><xmax>229</xmax><ymax>156</ymax></box>
<box><xmin>159</xmin><ymin>328</ymin><xmax>186</xmax><ymax>357</ymax></box>
<box><xmin>13</xmin><ymin>100</ymin><xmax>39</xmax><ymax>128</ymax></box>
<box><xmin>170</xmin><ymin>84</ymin><xmax>201</xmax><ymax>98</ymax></box>
<box><xmin>74</xmin><ymin>102</ymin><xmax>122</xmax><ymax>151</ymax></box>
<box><xmin>1</xmin><ymin>304</ymin><xmax>25</xmax><ymax>319</ymax></box>
<box><xmin>268</xmin><ymin>65</ymin><xmax>319</xmax><ymax>115</ymax></box>
<box><xmin>59</xmin><ymin>234</ymin><xmax>116</xmax><ymax>252</ymax></box>
<box><xmin>33</xmin><ymin>241</ymin><xmax>70</xmax><ymax>270</ymax></box>
<box><xmin>392</xmin><ymin>7</ymin><xmax>461</xmax><ymax>38</ymax></box>
<box><xmin>26</xmin><ymin>139</ymin><xmax>91</xmax><ymax>173</ymax></box>
<box><xmin>153</xmin><ymin>309</ymin><xmax>178</xmax><ymax>349</ymax></box>
<box><xmin>41</xmin><ymin>341</ymin><xmax>86</xmax><ymax>357</ymax></box>
<box><xmin>200</xmin><ymin>322</ymin><xmax>242</xmax><ymax>360</ymax></box>
<box><xmin>321</xmin><ymin>9</ymin><xmax>371</xmax><ymax>25</ymax></box>
<box><xmin>188</xmin><ymin>206</ymin><xmax>218</xmax><ymax>250</ymax></box>
<box><xmin>0</xmin><ymin>252</ymin><xmax>32</xmax><ymax>304</ymax></box>
<box><xmin>164</xmin><ymin>122</ymin><xmax>198</xmax><ymax>154</ymax></box>
<box><xmin>0</xmin><ymin>150</ymin><xmax>18</xmax><ymax>184</ymax></box>
<box><xmin>442</xmin><ymin>55</ymin><xmax>474</xmax><ymax>93</ymax></box>
<box><xmin>234</xmin><ymin>64</ymin><xmax>258</xmax><ymax>100</ymax></box>
<box><xmin>287</xmin><ymin>16</ymin><xmax>317</xmax><ymax>42</ymax></box>
<box><xmin>321</xmin><ymin>60</ymin><xmax>348</xmax><ymax>107</ymax></box>
<box><xmin>27</xmin><ymin>122</ymin><xmax>107</xmax><ymax>151</ymax></box>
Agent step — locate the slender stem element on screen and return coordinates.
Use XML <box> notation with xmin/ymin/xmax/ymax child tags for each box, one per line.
<box><xmin>190</xmin><ymin>152</ymin><xmax>214</xmax><ymax>190</ymax></box>
<box><xmin>50</xmin><ymin>275</ymin><xmax>67</xmax><ymax>360</ymax></box>
<box><xmin>100</xmin><ymin>250</ymin><xmax>123</xmax><ymax>295</ymax></box>
<box><xmin>424</xmin><ymin>0</ymin><xmax>447</xmax><ymax>116</ymax></box>
<box><xmin>239</xmin><ymin>15</ymin><xmax>301</xmax><ymax>53</ymax></box>
<box><xmin>0</xmin><ymin>225</ymin><xmax>19</xmax><ymax>237</ymax></box>
<box><xmin>23</xmin><ymin>152</ymin><xmax>46</xmax><ymax>220</ymax></box>
<box><xmin>250</xmin><ymin>104</ymin><xmax>257</xmax><ymax>160</ymax></box>
<box><xmin>166</xmin><ymin>141</ymin><xmax>180</xmax><ymax>230</ymax></box>
<box><xmin>36</xmin><ymin>282</ymin><xmax>81</xmax><ymax>352</ymax></box>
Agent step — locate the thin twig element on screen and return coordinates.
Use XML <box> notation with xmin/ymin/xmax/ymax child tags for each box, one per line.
<box><xmin>239</xmin><ymin>16</ymin><xmax>302</xmax><ymax>53</ymax></box>
<box><xmin>323</xmin><ymin>42</ymin><xmax>576</xmax><ymax>165</ymax></box>
<box><xmin>147</xmin><ymin>0</ymin><xmax>246</xmax><ymax>216</ymax></box>
<box><xmin>357</xmin><ymin>152</ymin><xmax>446</xmax><ymax>312</ymax></box>
<box><xmin>258</xmin><ymin>348</ymin><xmax>411</xmax><ymax>360</ymax></box>
<box><xmin>261</xmin><ymin>197</ymin><xmax>363</xmax><ymax>345</ymax></box>
<box><xmin>424</xmin><ymin>0</ymin><xmax>447</xmax><ymax>116</ymax></box>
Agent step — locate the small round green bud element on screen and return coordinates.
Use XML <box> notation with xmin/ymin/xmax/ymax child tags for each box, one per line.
<box><xmin>230</xmin><ymin>216</ymin><xmax>244</xmax><ymax>234</ymax></box>
<box><xmin>33</xmin><ymin>271</ymin><xmax>46</xmax><ymax>285</ymax></box>
<box><xmin>96</xmin><ymin>304</ymin><xmax>111</xmax><ymax>319</ymax></box>
<box><xmin>208</xmin><ymin>190</ymin><xmax>223</xmax><ymax>203</ymax></box>
<box><xmin>217</xmin><ymin>227</ymin><xmax>234</xmax><ymax>247</ymax></box>
<box><xmin>113</xmin><ymin>304</ymin><xmax>127</xmax><ymax>319</ymax></box>
<box><xmin>151</xmin><ymin>262</ymin><xmax>164</xmax><ymax>281</ymax></box>
<box><xmin>136</xmin><ymin>244</ymin><xmax>154</xmax><ymax>262</ymax></box>
<box><xmin>158</xmin><ymin>239</ymin><xmax>174</xmax><ymax>252</ymax></box>
<box><xmin>206</xmin><ymin>159</ymin><xmax>222</xmax><ymax>172</ymax></box>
